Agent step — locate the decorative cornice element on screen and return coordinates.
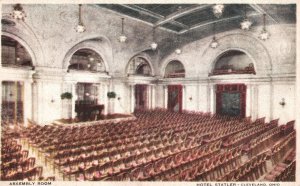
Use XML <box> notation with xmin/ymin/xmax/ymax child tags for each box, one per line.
<box><xmin>0</xmin><ymin>67</ymin><xmax>35</xmax><ymax>81</ymax></box>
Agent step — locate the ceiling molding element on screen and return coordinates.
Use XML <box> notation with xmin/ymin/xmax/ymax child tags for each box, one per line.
<box><xmin>249</xmin><ymin>4</ymin><xmax>278</xmax><ymax>24</ymax></box>
<box><xmin>166</xmin><ymin>21</ymin><xmax>189</xmax><ymax>30</ymax></box>
<box><xmin>179</xmin><ymin>12</ymin><xmax>261</xmax><ymax>34</ymax></box>
<box><xmin>122</xmin><ymin>4</ymin><xmax>164</xmax><ymax>19</ymax></box>
<box><xmin>121</xmin><ymin>4</ymin><xmax>188</xmax><ymax>30</ymax></box>
<box><xmin>154</xmin><ymin>4</ymin><xmax>212</xmax><ymax>27</ymax></box>
<box><xmin>96</xmin><ymin>5</ymin><xmax>178</xmax><ymax>34</ymax></box>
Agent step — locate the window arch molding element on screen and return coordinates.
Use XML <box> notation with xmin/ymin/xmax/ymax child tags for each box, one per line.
<box><xmin>126</xmin><ymin>55</ymin><xmax>154</xmax><ymax>76</ymax></box>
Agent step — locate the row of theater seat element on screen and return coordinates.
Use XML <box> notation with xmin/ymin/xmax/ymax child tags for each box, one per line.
<box><xmin>0</xmin><ymin>134</ymin><xmax>55</xmax><ymax>181</ymax></box>
<box><xmin>5</xmin><ymin>109</ymin><xmax>296</xmax><ymax>181</ymax></box>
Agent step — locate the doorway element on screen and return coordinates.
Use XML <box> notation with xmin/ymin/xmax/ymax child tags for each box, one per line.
<box><xmin>135</xmin><ymin>84</ymin><xmax>148</xmax><ymax>110</ymax></box>
<box><xmin>167</xmin><ymin>85</ymin><xmax>183</xmax><ymax>112</ymax></box>
<box><xmin>1</xmin><ymin>81</ymin><xmax>24</xmax><ymax>126</ymax></box>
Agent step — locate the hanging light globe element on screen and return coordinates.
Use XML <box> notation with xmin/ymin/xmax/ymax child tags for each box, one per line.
<box><xmin>240</xmin><ymin>19</ymin><xmax>252</xmax><ymax>30</ymax></box>
<box><xmin>259</xmin><ymin>30</ymin><xmax>270</xmax><ymax>41</ymax></box>
<box><xmin>259</xmin><ymin>14</ymin><xmax>270</xmax><ymax>41</ymax></box>
<box><xmin>175</xmin><ymin>48</ymin><xmax>182</xmax><ymax>55</ymax></box>
<box><xmin>150</xmin><ymin>42</ymin><xmax>158</xmax><ymax>50</ymax></box>
<box><xmin>119</xmin><ymin>35</ymin><xmax>127</xmax><ymax>43</ymax></box>
<box><xmin>240</xmin><ymin>5</ymin><xmax>252</xmax><ymax>31</ymax></box>
<box><xmin>12</xmin><ymin>4</ymin><xmax>26</xmax><ymax>21</ymax></box>
<box><xmin>75</xmin><ymin>4</ymin><xmax>86</xmax><ymax>33</ymax></box>
<box><xmin>75</xmin><ymin>23</ymin><xmax>86</xmax><ymax>33</ymax></box>
<box><xmin>212</xmin><ymin>4</ymin><xmax>224</xmax><ymax>18</ymax></box>
<box><xmin>118</xmin><ymin>18</ymin><xmax>127</xmax><ymax>43</ymax></box>
<box><xmin>210</xmin><ymin>36</ymin><xmax>219</xmax><ymax>49</ymax></box>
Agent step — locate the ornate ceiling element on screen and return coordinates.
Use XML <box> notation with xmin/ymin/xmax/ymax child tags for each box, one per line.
<box><xmin>98</xmin><ymin>4</ymin><xmax>296</xmax><ymax>34</ymax></box>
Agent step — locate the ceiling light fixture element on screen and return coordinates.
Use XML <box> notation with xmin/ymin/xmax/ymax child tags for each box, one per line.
<box><xmin>175</xmin><ymin>48</ymin><xmax>182</xmax><ymax>55</ymax></box>
<box><xmin>75</xmin><ymin>4</ymin><xmax>86</xmax><ymax>33</ymax></box>
<box><xmin>240</xmin><ymin>5</ymin><xmax>252</xmax><ymax>30</ymax></box>
<box><xmin>212</xmin><ymin>4</ymin><xmax>224</xmax><ymax>18</ymax></box>
<box><xmin>119</xmin><ymin>18</ymin><xmax>127</xmax><ymax>43</ymax></box>
<box><xmin>175</xmin><ymin>34</ymin><xmax>182</xmax><ymax>55</ymax></box>
<box><xmin>150</xmin><ymin>27</ymin><xmax>158</xmax><ymax>50</ymax></box>
<box><xmin>210</xmin><ymin>23</ymin><xmax>219</xmax><ymax>49</ymax></box>
<box><xmin>11</xmin><ymin>4</ymin><xmax>26</xmax><ymax>21</ymax></box>
<box><xmin>259</xmin><ymin>14</ymin><xmax>270</xmax><ymax>41</ymax></box>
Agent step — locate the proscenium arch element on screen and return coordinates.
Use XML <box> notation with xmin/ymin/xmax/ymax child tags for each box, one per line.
<box><xmin>62</xmin><ymin>38</ymin><xmax>111</xmax><ymax>72</ymax></box>
<box><xmin>162</xmin><ymin>59</ymin><xmax>186</xmax><ymax>78</ymax></box>
<box><xmin>210</xmin><ymin>48</ymin><xmax>257</xmax><ymax>74</ymax></box>
<box><xmin>126</xmin><ymin>54</ymin><xmax>155</xmax><ymax>76</ymax></box>
<box><xmin>2</xmin><ymin>32</ymin><xmax>37</xmax><ymax>67</ymax></box>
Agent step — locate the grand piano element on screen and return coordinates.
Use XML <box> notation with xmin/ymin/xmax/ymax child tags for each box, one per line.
<box><xmin>75</xmin><ymin>100</ymin><xmax>104</xmax><ymax>121</ymax></box>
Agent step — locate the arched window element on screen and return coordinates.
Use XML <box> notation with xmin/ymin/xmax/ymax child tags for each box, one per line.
<box><xmin>68</xmin><ymin>49</ymin><xmax>105</xmax><ymax>72</ymax></box>
<box><xmin>165</xmin><ymin>60</ymin><xmax>185</xmax><ymax>78</ymax></box>
<box><xmin>1</xmin><ymin>35</ymin><xmax>32</xmax><ymax>68</ymax></box>
<box><xmin>127</xmin><ymin>57</ymin><xmax>152</xmax><ymax>76</ymax></box>
<box><xmin>211</xmin><ymin>50</ymin><xmax>255</xmax><ymax>75</ymax></box>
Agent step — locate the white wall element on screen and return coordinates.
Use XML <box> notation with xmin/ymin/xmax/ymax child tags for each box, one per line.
<box><xmin>184</xmin><ymin>85</ymin><xmax>198</xmax><ymax>111</ymax></box>
<box><xmin>272</xmin><ymin>83</ymin><xmax>295</xmax><ymax>124</ymax></box>
<box><xmin>0</xmin><ymin>4</ymin><xmax>296</xmax><ymax>125</ymax></box>
<box><xmin>257</xmin><ymin>84</ymin><xmax>272</xmax><ymax>122</ymax></box>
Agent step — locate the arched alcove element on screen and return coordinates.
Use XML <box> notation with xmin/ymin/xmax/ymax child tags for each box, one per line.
<box><xmin>127</xmin><ymin>56</ymin><xmax>153</xmax><ymax>76</ymax></box>
<box><xmin>164</xmin><ymin>60</ymin><xmax>185</xmax><ymax>78</ymax></box>
<box><xmin>1</xmin><ymin>35</ymin><xmax>33</xmax><ymax>68</ymax></box>
<box><xmin>202</xmin><ymin>33</ymin><xmax>271</xmax><ymax>76</ymax></box>
<box><xmin>68</xmin><ymin>48</ymin><xmax>106</xmax><ymax>72</ymax></box>
<box><xmin>62</xmin><ymin>37</ymin><xmax>111</xmax><ymax>73</ymax></box>
<box><xmin>210</xmin><ymin>50</ymin><xmax>255</xmax><ymax>76</ymax></box>
<box><xmin>2</xmin><ymin>14</ymin><xmax>45</xmax><ymax>67</ymax></box>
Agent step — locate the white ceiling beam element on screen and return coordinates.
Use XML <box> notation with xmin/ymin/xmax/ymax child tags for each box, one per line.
<box><xmin>169</xmin><ymin>20</ymin><xmax>189</xmax><ymax>30</ymax></box>
<box><xmin>249</xmin><ymin>4</ymin><xmax>278</xmax><ymax>24</ymax></box>
<box><xmin>122</xmin><ymin>4</ymin><xmax>164</xmax><ymax>19</ymax></box>
<box><xmin>121</xmin><ymin>4</ymin><xmax>189</xmax><ymax>30</ymax></box>
<box><xmin>179</xmin><ymin>12</ymin><xmax>261</xmax><ymax>34</ymax></box>
<box><xmin>154</xmin><ymin>4</ymin><xmax>212</xmax><ymax>27</ymax></box>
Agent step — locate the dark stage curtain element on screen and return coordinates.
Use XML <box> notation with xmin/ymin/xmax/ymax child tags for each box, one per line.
<box><xmin>216</xmin><ymin>84</ymin><xmax>246</xmax><ymax>118</ymax></box>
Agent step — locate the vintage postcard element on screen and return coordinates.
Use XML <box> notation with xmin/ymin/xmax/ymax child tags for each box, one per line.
<box><xmin>0</xmin><ymin>0</ymin><xmax>298</xmax><ymax>186</ymax></box>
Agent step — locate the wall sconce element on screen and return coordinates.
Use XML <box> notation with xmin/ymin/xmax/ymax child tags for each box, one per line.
<box><xmin>279</xmin><ymin>98</ymin><xmax>285</xmax><ymax>107</ymax></box>
<box><xmin>189</xmin><ymin>97</ymin><xmax>192</xmax><ymax>101</ymax></box>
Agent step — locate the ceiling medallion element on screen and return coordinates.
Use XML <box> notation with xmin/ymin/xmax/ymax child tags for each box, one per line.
<box><xmin>212</xmin><ymin>4</ymin><xmax>224</xmax><ymax>18</ymax></box>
